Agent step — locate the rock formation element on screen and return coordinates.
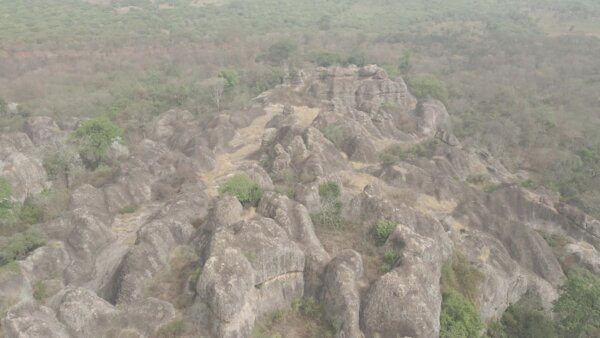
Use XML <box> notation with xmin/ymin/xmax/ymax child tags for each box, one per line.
<box><xmin>2</xmin><ymin>65</ymin><xmax>600</xmax><ymax>337</ymax></box>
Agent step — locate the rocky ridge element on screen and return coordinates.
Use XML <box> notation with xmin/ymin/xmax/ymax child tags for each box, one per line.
<box><xmin>1</xmin><ymin>65</ymin><xmax>599</xmax><ymax>337</ymax></box>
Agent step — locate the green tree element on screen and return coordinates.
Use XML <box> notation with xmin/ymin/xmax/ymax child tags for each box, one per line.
<box><xmin>489</xmin><ymin>291</ymin><xmax>556</xmax><ymax>338</ymax></box>
<box><xmin>312</xmin><ymin>51</ymin><xmax>344</xmax><ymax>67</ymax></box>
<box><xmin>554</xmin><ymin>269</ymin><xmax>600</xmax><ymax>337</ymax></box>
<box><xmin>219</xmin><ymin>174</ymin><xmax>263</xmax><ymax>207</ymax></box>
<box><xmin>317</xmin><ymin>15</ymin><xmax>332</xmax><ymax>30</ymax></box>
<box><xmin>408</xmin><ymin>75</ymin><xmax>448</xmax><ymax>101</ymax></box>
<box><xmin>399</xmin><ymin>51</ymin><xmax>412</xmax><ymax>75</ymax></box>
<box><xmin>263</xmin><ymin>39</ymin><xmax>297</xmax><ymax>65</ymax></box>
<box><xmin>218</xmin><ymin>69</ymin><xmax>240</xmax><ymax>90</ymax></box>
<box><xmin>72</xmin><ymin>117</ymin><xmax>122</xmax><ymax>169</ymax></box>
<box><xmin>440</xmin><ymin>290</ymin><xmax>483</xmax><ymax>338</ymax></box>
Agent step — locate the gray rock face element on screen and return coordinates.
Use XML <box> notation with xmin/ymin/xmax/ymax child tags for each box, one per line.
<box><xmin>308</xmin><ymin>65</ymin><xmax>416</xmax><ymax>115</ymax></box>
<box><xmin>414</xmin><ymin>100</ymin><xmax>450</xmax><ymax>137</ymax></box>
<box><xmin>0</xmin><ymin>269</ymin><xmax>29</xmax><ymax>321</ymax></box>
<box><xmin>321</xmin><ymin>250</ymin><xmax>364</xmax><ymax>338</ymax></box>
<box><xmin>0</xmin><ymin>152</ymin><xmax>47</xmax><ymax>202</ymax></box>
<box><xmin>362</xmin><ymin>225</ymin><xmax>445</xmax><ymax>338</ymax></box>
<box><xmin>342</xmin><ymin>135</ymin><xmax>378</xmax><ymax>163</ymax></box>
<box><xmin>3</xmin><ymin>302</ymin><xmax>70</xmax><ymax>338</ymax></box>
<box><xmin>52</xmin><ymin>288</ymin><xmax>120</xmax><ymax>338</ymax></box>
<box><xmin>565</xmin><ymin>241</ymin><xmax>600</xmax><ymax>275</ymax></box>
<box><xmin>258</xmin><ymin>192</ymin><xmax>330</xmax><ymax>295</ymax></box>
<box><xmin>197</xmin><ymin>217</ymin><xmax>305</xmax><ymax>338</ymax></box>
<box><xmin>23</xmin><ymin>116</ymin><xmax>65</xmax><ymax>147</ymax></box>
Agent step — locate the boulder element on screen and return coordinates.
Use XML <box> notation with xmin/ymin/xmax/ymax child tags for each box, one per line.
<box><xmin>2</xmin><ymin>302</ymin><xmax>70</xmax><ymax>338</ymax></box>
<box><xmin>320</xmin><ymin>250</ymin><xmax>364</xmax><ymax>338</ymax></box>
<box><xmin>23</xmin><ymin>116</ymin><xmax>64</xmax><ymax>147</ymax></box>
<box><xmin>0</xmin><ymin>152</ymin><xmax>47</xmax><ymax>202</ymax></box>
<box><xmin>414</xmin><ymin>100</ymin><xmax>450</xmax><ymax>137</ymax></box>
<box><xmin>362</xmin><ymin>225</ymin><xmax>445</xmax><ymax>338</ymax></box>
<box><xmin>197</xmin><ymin>217</ymin><xmax>305</xmax><ymax>338</ymax></box>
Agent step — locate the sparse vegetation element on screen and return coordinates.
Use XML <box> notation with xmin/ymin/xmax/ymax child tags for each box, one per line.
<box><xmin>219</xmin><ymin>174</ymin><xmax>263</xmax><ymax>208</ymax></box>
<box><xmin>407</xmin><ymin>74</ymin><xmax>448</xmax><ymax>102</ymax></box>
<box><xmin>0</xmin><ymin>228</ymin><xmax>45</xmax><ymax>266</ymax></box>
<box><xmin>320</xmin><ymin>125</ymin><xmax>345</xmax><ymax>149</ymax></box>
<box><xmin>441</xmin><ymin>251</ymin><xmax>484</xmax><ymax>304</ymax></box>
<box><xmin>311</xmin><ymin>51</ymin><xmax>344</xmax><ymax>67</ymax></box>
<box><xmin>156</xmin><ymin>319</ymin><xmax>185</xmax><ymax>338</ymax></box>
<box><xmin>380</xmin><ymin>249</ymin><xmax>403</xmax><ymax>273</ymax></box>
<box><xmin>0</xmin><ymin>177</ymin><xmax>11</xmax><ymax>202</ymax></box>
<box><xmin>440</xmin><ymin>251</ymin><xmax>484</xmax><ymax>337</ymax></box>
<box><xmin>488</xmin><ymin>291</ymin><xmax>556</xmax><ymax>338</ymax></box>
<box><xmin>119</xmin><ymin>203</ymin><xmax>139</xmax><ymax>214</ymax></box>
<box><xmin>312</xmin><ymin>182</ymin><xmax>343</xmax><ymax>230</ymax></box>
<box><xmin>32</xmin><ymin>280</ymin><xmax>48</xmax><ymax>303</ymax></box>
<box><xmin>378</xmin><ymin>139</ymin><xmax>438</xmax><ymax>165</ymax></box>
<box><xmin>374</xmin><ymin>220</ymin><xmax>396</xmax><ymax>245</ymax></box>
<box><xmin>465</xmin><ymin>174</ymin><xmax>500</xmax><ymax>193</ymax></box>
<box><xmin>252</xmin><ymin>298</ymin><xmax>334</xmax><ymax>338</ymax></box>
<box><xmin>318</xmin><ymin>181</ymin><xmax>341</xmax><ymax>201</ymax></box>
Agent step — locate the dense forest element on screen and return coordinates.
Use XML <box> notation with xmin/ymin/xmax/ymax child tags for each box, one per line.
<box><xmin>2</xmin><ymin>0</ymin><xmax>599</xmax><ymax>218</ymax></box>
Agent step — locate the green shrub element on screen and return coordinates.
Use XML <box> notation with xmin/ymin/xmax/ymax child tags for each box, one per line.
<box><xmin>119</xmin><ymin>203</ymin><xmax>139</xmax><ymax>214</ymax></box>
<box><xmin>72</xmin><ymin>117</ymin><xmax>122</xmax><ymax>169</ymax></box>
<box><xmin>218</xmin><ymin>69</ymin><xmax>240</xmax><ymax>90</ymax></box>
<box><xmin>0</xmin><ymin>228</ymin><xmax>45</xmax><ymax>266</ymax></box>
<box><xmin>311</xmin><ymin>210</ymin><xmax>343</xmax><ymax>230</ymax></box>
<box><xmin>32</xmin><ymin>280</ymin><xmax>47</xmax><ymax>302</ymax></box>
<box><xmin>320</xmin><ymin>124</ymin><xmax>345</xmax><ymax>149</ymax></box>
<box><xmin>440</xmin><ymin>289</ymin><xmax>483</xmax><ymax>338</ymax></box>
<box><xmin>156</xmin><ymin>319</ymin><xmax>185</xmax><ymax>338</ymax></box>
<box><xmin>554</xmin><ymin>269</ymin><xmax>600</xmax><ymax>338</ymax></box>
<box><xmin>311</xmin><ymin>51</ymin><xmax>344</xmax><ymax>67</ymax></box>
<box><xmin>374</xmin><ymin>220</ymin><xmax>397</xmax><ymax>244</ymax></box>
<box><xmin>318</xmin><ymin>181</ymin><xmax>341</xmax><ymax>201</ymax></box>
<box><xmin>19</xmin><ymin>198</ymin><xmax>43</xmax><ymax>225</ymax></box>
<box><xmin>521</xmin><ymin>179</ymin><xmax>538</xmax><ymax>189</ymax></box>
<box><xmin>466</xmin><ymin>174</ymin><xmax>500</xmax><ymax>193</ymax></box>
<box><xmin>346</xmin><ymin>53</ymin><xmax>368</xmax><ymax>67</ymax></box>
<box><xmin>312</xmin><ymin>181</ymin><xmax>343</xmax><ymax>230</ymax></box>
<box><xmin>292</xmin><ymin>297</ymin><xmax>323</xmax><ymax>320</ymax></box>
<box><xmin>381</xmin><ymin>249</ymin><xmax>403</xmax><ymax>273</ymax></box>
<box><xmin>43</xmin><ymin>151</ymin><xmax>74</xmax><ymax>185</ymax></box>
<box><xmin>219</xmin><ymin>174</ymin><xmax>263</xmax><ymax>207</ymax></box>
<box><xmin>488</xmin><ymin>291</ymin><xmax>556</xmax><ymax>338</ymax></box>
<box><xmin>407</xmin><ymin>74</ymin><xmax>448</xmax><ymax>101</ymax></box>
<box><xmin>263</xmin><ymin>39</ymin><xmax>297</xmax><ymax>65</ymax></box>
<box><xmin>0</xmin><ymin>202</ymin><xmax>19</xmax><ymax>227</ymax></box>
<box><xmin>441</xmin><ymin>251</ymin><xmax>484</xmax><ymax>304</ymax></box>
<box><xmin>466</xmin><ymin>174</ymin><xmax>489</xmax><ymax>185</ymax></box>
<box><xmin>378</xmin><ymin>140</ymin><xmax>438</xmax><ymax>165</ymax></box>
<box><xmin>0</xmin><ymin>177</ymin><xmax>11</xmax><ymax>202</ymax></box>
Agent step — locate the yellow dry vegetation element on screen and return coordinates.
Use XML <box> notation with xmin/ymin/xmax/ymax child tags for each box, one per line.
<box><xmin>415</xmin><ymin>194</ymin><xmax>457</xmax><ymax>214</ymax></box>
<box><xmin>479</xmin><ymin>246</ymin><xmax>490</xmax><ymax>263</ymax></box>
<box><xmin>339</xmin><ymin>170</ymin><xmax>380</xmax><ymax>194</ymax></box>
<box><xmin>200</xmin><ymin>104</ymin><xmax>320</xmax><ymax>197</ymax></box>
<box><xmin>111</xmin><ymin>206</ymin><xmax>148</xmax><ymax>245</ymax></box>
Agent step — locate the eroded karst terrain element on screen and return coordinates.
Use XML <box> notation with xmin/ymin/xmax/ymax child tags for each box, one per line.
<box><xmin>1</xmin><ymin>65</ymin><xmax>599</xmax><ymax>338</ymax></box>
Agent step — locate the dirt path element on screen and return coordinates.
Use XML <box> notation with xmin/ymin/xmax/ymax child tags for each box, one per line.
<box><xmin>199</xmin><ymin>104</ymin><xmax>320</xmax><ymax>197</ymax></box>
